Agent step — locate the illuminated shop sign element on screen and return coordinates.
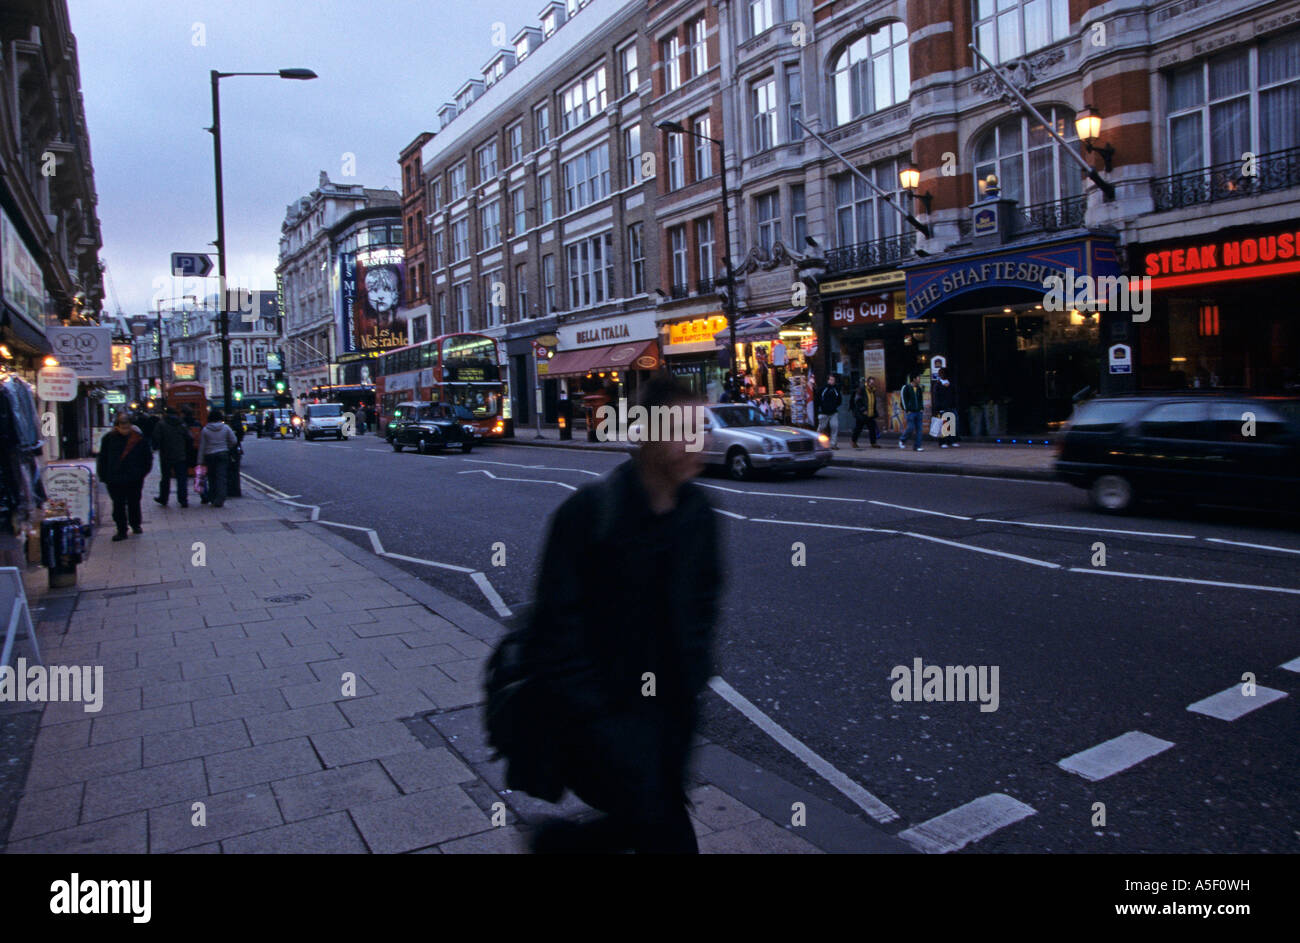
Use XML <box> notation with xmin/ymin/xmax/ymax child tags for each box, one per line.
<box><xmin>668</xmin><ymin>315</ymin><xmax>728</xmax><ymax>345</ymax></box>
<box><xmin>1138</xmin><ymin>223</ymin><xmax>1300</xmax><ymax>289</ymax></box>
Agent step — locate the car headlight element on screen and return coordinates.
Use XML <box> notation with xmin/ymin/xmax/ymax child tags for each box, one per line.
<box><xmin>761</xmin><ymin>438</ymin><xmax>776</xmax><ymax>453</ymax></box>
<box><xmin>463</xmin><ymin>425</ymin><xmax>475</xmax><ymax>435</ymax></box>
<box><xmin>818</xmin><ymin>434</ymin><xmax>830</xmax><ymax>446</ymax></box>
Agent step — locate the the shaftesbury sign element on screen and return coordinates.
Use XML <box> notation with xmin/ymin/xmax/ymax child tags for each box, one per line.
<box><xmin>905</xmin><ymin>238</ymin><xmax>1122</xmax><ymax>319</ymax></box>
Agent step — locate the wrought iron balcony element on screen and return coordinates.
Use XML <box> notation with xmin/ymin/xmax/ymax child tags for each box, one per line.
<box><xmin>1014</xmin><ymin>194</ymin><xmax>1087</xmax><ymax>234</ymax></box>
<box><xmin>824</xmin><ymin>233</ymin><xmax>917</xmax><ymax>275</ymax></box>
<box><xmin>1152</xmin><ymin>145</ymin><xmax>1300</xmax><ymax>211</ymax></box>
<box><xmin>669</xmin><ymin>283</ymin><xmax>690</xmax><ymax>300</ymax></box>
<box><xmin>696</xmin><ymin>276</ymin><xmax>717</xmax><ymax>295</ymax></box>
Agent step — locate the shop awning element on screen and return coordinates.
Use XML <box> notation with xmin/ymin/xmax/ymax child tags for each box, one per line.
<box><xmin>715</xmin><ymin>309</ymin><xmax>808</xmax><ymax>343</ymax></box>
<box><xmin>544</xmin><ymin>339</ymin><xmax>660</xmax><ymax>378</ymax></box>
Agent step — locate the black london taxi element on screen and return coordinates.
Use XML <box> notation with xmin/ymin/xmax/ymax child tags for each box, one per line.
<box><xmin>386</xmin><ymin>401</ymin><xmax>475</xmax><ymax>454</ymax></box>
<box><xmin>1056</xmin><ymin>394</ymin><xmax>1300</xmax><ymax>513</ymax></box>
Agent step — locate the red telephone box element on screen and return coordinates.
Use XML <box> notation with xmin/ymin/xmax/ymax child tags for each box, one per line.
<box><xmin>165</xmin><ymin>381</ymin><xmax>208</xmax><ymax>473</ymax></box>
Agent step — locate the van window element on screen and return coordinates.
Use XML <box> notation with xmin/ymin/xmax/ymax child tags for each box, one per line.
<box><xmin>1207</xmin><ymin>401</ymin><xmax>1290</xmax><ymax>442</ymax></box>
<box><xmin>1138</xmin><ymin>402</ymin><xmax>1206</xmax><ymax>439</ymax></box>
<box><xmin>312</xmin><ymin>403</ymin><xmax>342</xmax><ymax>418</ymax></box>
<box><xmin>1066</xmin><ymin>400</ymin><xmax>1147</xmax><ymax>432</ymax></box>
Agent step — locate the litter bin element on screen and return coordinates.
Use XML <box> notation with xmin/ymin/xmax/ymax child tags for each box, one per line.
<box><xmin>41</xmin><ymin>517</ymin><xmax>85</xmax><ymax>589</ymax></box>
<box><xmin>227</xmin><ymin>447</ymin><xmax>243</xmax><ymax>498</ymax></box>
<box><xmin>558</xmin><ymin>397</ymin><xmax>573</xmax><ymax>441</ymax></box>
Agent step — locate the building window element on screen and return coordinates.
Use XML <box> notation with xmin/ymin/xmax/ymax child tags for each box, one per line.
<box><xmin>749</xmin><ymin>0</ymin><xmax>773</xmax><ymax>37</ymax></box>
<box><xmin>476</xmin><ymin>140</ymin><xmax>498</xmax><ymax>184</ymax></box>
<box><xmin>510</xmin><ymin>186</ymin><xmax>526</xmax><ymax>236</ymax></box>
<box><xmin>688</xmin><ymin>17</ymin><xmax>708</xmax><ymax>77</ymax></box>
<box><xmin>785</xmin><ymin>65</ymin><xmax>803</xmax><ymax>140</ymax></box>
<box><xmin>516</xmin><ymin>263</ymin><xmax>529</xmax><ymax>319</ymax></box>
<box><xmin>437</xmin><ymin>292</ymin><xmax>447</xmax><ymax>332</ymax></box>
<box><xmin>625</xmin><ymin>125</ymin><xmax>642</xmax><ymax>185</ymax></box>
<box><xmin>666</xmin><ymin>131</ymin><xmax>685</xmax><ymax>190</ymax></box>
<box><xmin>508</xmin><ymin>122</ymin><xmax>524</xmax><ymax>164</ymax></box>
<box><xmin>620</xmin><ymin>41</ymin><xmax>639</xmax><ymax>95</ymax></box>
<box><xmin>484</xmin><ymin>270</ymin><xmax>503</xmax><ymax>326</ymax></box>
<box><xmin>833</xmin><ymin>22</ymin><xmax>910</xmax><ymax>126</ymax></box>
<box><xmin>668</xmin><ymin>225</ymin><xmax>688</xmax><ymax>292</ymax></box>
<box><xmin>542</xmin><ymin>254</ymin><xmax>557</xmax><ymax>312</ymax></box>
<box><xmin>450</xmin><ymin>162</ymin><xmax>467</xmax><ymax>201</ymax></box>
<box><xmin>1166</xmin><ymin>33</ymin><xmax>1300</xmax><ymax>173</ymax></box>
<box><xmin>755</xmin><ymin>191</ymin><xmax>781</xmax><ymax>251</ymax></box>
<box><xmin>434</xmin><ymin>230</ymin><xmax>445</xmax><ymax>268</ymax></box>
<box><xmin>567</xmin><ymin>232</ymin><xmax>614</xmax><ymax>308</ymax></box>
<box><xmin>253</xmin><ymin>344</ymin><xmax>267</xmax><ymax>364</ymax></box>
<box><xmin>696</xmin><ymin>217</ymin><xmax>715</xmax><ymax>287</ymax></box>
<box><xmin>412</xmin><ymin>315</ymin><xmax>429</xmax><ymax>344</ymax></box>
<box><xmin>692</xmin><ymin>115</ymin><xmax>712</xmax><ymax>179</ymax></box>
<box><xmin>454</xmin><ymin>281</ymin><xmax>471</xmax><ymax>331</ymax></box>
<box><xmin>539</xmin><ymin>171</ymin><xmax>555</xmax><ymax>223</ymax></box>
<box><xmin>790</xmin><ymin>183</ymin><xmax>807</xmax><ymax>248</ymax></box>
<box><xmin>974</xmin><ymin>0</ymin><xmax>1069</xmax><ymax>67</ymax></box>
<box><xmin>542</xmin><ymin>11</ymin><xmax>556</xmax><ymax>36</ymax></box>
<box><xmin>535</xmin><ymin>103</ymin><xmax>551</xmax><ymax>147</ymax></box>
<box><xmin>562</xmin><ymin>143</ymin><xmax>610</xmax><ymax>211</ymax></box>
<box><xmin>562</xmin><ymin>66</ymin><xmax>608</xmax><ymax>131</ymax></box>
<box><xmin>751</xmin><ymin>77</ymin><xmax>777</xmax><ymax>152</ymax></box>
<box><xmin>480</xmin><ymin>200</ymin><xmax>501</xmax><ymax>249</ymax></box>
<box><xmin>973</xmin><ymin>107</ymin><xmax>1080</xmax><ymax>204</ymax></box>
<box><xmin>661</xmin><ymin>34</ymin><xmax>682</xmax><ymax>92</ymax></box>
<box><xmin>232</xmin><ymin>346</ymin><xmax>245</xmax><ymax>366</ymax></box>
<box><xmin>628</xmin><ymin>222</ymin><xmax>645</xmax><ymax>294</ymax></box>
<box><xmin>451</xmin><ymin>218</ymin><xmax>470</xmax><ymax>262</ymax></box>
<box><xmin>835</xmin><ymin>159</ymin><xmax>903</xmax><ymax>245</ymax></box>
<box><xmin>429</xmin><ymin>180</ymin><xmax>442</xmax><ymax>212</ymax></box>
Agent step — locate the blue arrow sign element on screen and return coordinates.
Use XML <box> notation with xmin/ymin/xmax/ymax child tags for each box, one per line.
<box><xmin>171</xmin><ymin>253</ymin><xmax>213</xmax><ymax>277</ymax></box>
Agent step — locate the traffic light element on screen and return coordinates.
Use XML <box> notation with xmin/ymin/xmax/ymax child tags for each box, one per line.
<box><xmin>234</xmin><ymin>389</ymin><xmax>243</xmax><ymax>402</ymax></box>
<box><xmin>147</xmin><ymin>383</ymin><xmax>159</xmax><ymax>398</ymax></box>
<box><xmin>275</xmin><ymin>379</ymin><xmax>286</xmax><ymax>394</ymax></box>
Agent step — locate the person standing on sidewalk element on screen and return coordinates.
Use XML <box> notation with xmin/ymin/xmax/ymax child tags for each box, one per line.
<box><xmin>816</xmin><ymin>373</ymin><xmax>843</xmax><ymax>449</ymax></box>
<box><xmin>899</xmin><ymin>373</ymin><xmax>925</xmax><ymax>452</ymax></box>
<box><xmin>522</xmin><ymin>374</ymin><xmax>721</xmax><ymax>854</ymax></box>
<box><xmin>199</xmin><ymin>410</ymin><xmax>238</xmax><ymax>508</ymax></box>
<box><xmin>151</xmin><ymin>408</ymin><xmax>190</xmax><ymax>508</ymax></box>
<box><xmin>97</xmin><ymin>411</ymin><xmax>153</xmax><ymax>542</ymax></box>
<box><xmin>850</xmin><ymin>377</ymin><xmax>881</xmax><ymax>448</ymax></box>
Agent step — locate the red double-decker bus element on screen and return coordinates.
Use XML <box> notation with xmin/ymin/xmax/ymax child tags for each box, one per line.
<box><xmin>375</xmin><ymin>333</ymin><xmax>509</xmax><ymax>439</ymax></box>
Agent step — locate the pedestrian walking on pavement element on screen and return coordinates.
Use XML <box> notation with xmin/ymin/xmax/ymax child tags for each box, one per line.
<box><xmin>851</xmin><ymin>376</ymin><xmax>882</xmax><ymax>448</ymax></box>
<box><xmin>151</xmin><ymin>407</ymin><xmax>190</xmax><ymax>507</ymax></box>
<box><xmin>899</xmin><ymin>373</ymin><xmax>925</xmax><ymax>451</ymax></box>
<box><xmin>932</xmin><ymin>367</ymin><xmax>959</xmax><ymax>449</ymax></box>
<box><xmin>97</xmin><ymin>410</ymin><xmax>153</xmax><ymax>541</ymax></box>
<box><xmin>199</xmin><ymin>409</ymin><xmax>238</xmax><ymax>508</ymax></box>
<box><xmin>513</xmin><ymin>374</ymin><xmax>722</xmax><ymax>854</ymax></box>
<box><xmin>816</xmin><ymin>373</ymin><xmax>843</xmax><ymax>449</ymax></box>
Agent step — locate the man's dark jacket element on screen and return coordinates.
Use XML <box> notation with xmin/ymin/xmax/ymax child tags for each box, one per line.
<box><xmin>97</xmin><ymin>427</ymin><xmax>153</xmax><ymax>485</ymax></box>
<box><xmin>818</xmin><ymin>384</ymin><xmax>843</xmax><ymax>416</ymax></box>
<box><xmin>152</xmin><ymin>414</ymin><xmax>188</xmax><ymax>465</ymax></box>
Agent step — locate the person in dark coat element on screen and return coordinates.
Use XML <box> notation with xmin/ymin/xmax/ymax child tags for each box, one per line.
<box><xmin>815</xmin><ymin>373</ymin><xmax>843</xmax><ymax>449</ymax></box>
<box><xmin>152</xmin><ymin>407</ymin><xmax>190</xmax><ymax>507</ymax></box>
<box><xmin>524</xmin><ymin>374</ymin><xmax>721</xmax><ymax>854</ymax></box>
<box><xmin>199</xmin><ymin>409</ymin><xmax>238</xmax><ymax>508</ymax></box>
<box><xmin>97</xmin><ymin>410</ymin><xmax>153</xmax><ymax>541</ymax></box>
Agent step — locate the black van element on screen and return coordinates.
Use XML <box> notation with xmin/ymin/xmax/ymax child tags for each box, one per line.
<box><xmin>1056</xmin><ymin>395</ymin><xmax>1300</xmax><ymax>513</ymax></box>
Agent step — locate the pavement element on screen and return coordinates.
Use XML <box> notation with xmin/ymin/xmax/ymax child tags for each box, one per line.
<box><xmin>508</xmin><ymin>425</ymin><xmax>1059</xmax><ymax>480</ymax></box>
<box><xmin>0</xmin><ymin>464</ymin><xmax>911</xmax><ymax>854</ymax></box>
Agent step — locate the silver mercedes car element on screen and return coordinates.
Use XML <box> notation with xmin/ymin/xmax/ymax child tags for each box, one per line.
<box><xmin>700</xmin><ymin>404</ymin><xmax>832</xmax><ymax>480</ymax></box>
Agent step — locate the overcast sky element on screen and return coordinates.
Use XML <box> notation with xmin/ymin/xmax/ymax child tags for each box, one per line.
<box><xmin>69</xmin><ymin>0</ymin><xmax>528</xmax><ymax>317</ymax></box>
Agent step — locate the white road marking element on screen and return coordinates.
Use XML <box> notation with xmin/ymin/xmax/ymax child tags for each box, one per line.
<box><xmin>871</xmin><ymin>499</ymin><xmax>971</xmax><ymax>520</ymax></box>
<box><xmin>239</xmin><ymin>472</ymin><xmax>289</xmax><ymax>499</ymax></box>
<box><xmin>976</xmin><ymin>518</ymin><xmax>1197</xmax><ymax>539</ymax></box>
<box><xmin>904</xmin><ymin>531</ymin><xmax>1060</xmax><ymax>568</ymax></box>
<box><xmin>1068</xmin><ymin>567</ymin><xmax>1300</xmax><ymax>596</ymax></box>
<box><xmin>380</xmin><ymin>552</ymin><xmax>475</xmax><ymax>574</ymax></box>
<box><xmin>712</xmin><ymin>508</ymin><xmax>748</xmax><ymax>520</ymax></box>
<box><xmin>1281</xmin><ymin>656</ymin><xmax>1300</xmax><ymax>673</ymax></box>
<box><xmin>838</xmin><ymin>466</ymin><xmax>1064</xmax><ymax>484</ymax></box>
<box><xmin>466</xmin><ymin>458</ymin><xmax>600</xmax><ymax>476</ymax></box>
<box><xmin>365</xmin><ymin>448</ymin><xmax>395</xmax><ymax>453</ymax></box>
<box><xmin>1205</xmin><ymin>537</ymin><xmax>1300</xmax><ymax>555</ymax></box>
<box><xmin>748</xmin><ymin>518</ymin><xmax>899</xmax><ymax>535</ymax></box>
<box><xmin>458</xmin><ymin>469</ymin><xmax>577</xmax><ymax>491</ymax></box>
<box><xmin>319</xmin><ymin>520</ymin><xmax>384</xmax><ymax>555</ymax></box>
<box><xmin>897</xmin><ymin>793</ymin><xmax>1036</xmax><ymax>854</ymax></box>
<box><xmin>471</xmin><ymin>571</ymin><xmax>514</xmax><ymax>618</ymax></box>
<box><xmin>1187</xmin><ymin>685</ymin><xmax>1288</xmax><ymax>721</ymax></box>
<box><xmin>707</xmin><ymin>676</ymin><xmax>899</xmax><ymax>824</ymax></box>
<box><xmin>1058</xmin><ymin>731</ymin><xmax>1174</xmax><ymax>781</ymax></box>
<box><xmin>696</xmin><ymin>482</ymin><xmax>865</xmax><ymax>503</ymax></box>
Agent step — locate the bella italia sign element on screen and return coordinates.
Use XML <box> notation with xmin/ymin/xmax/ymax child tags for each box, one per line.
<box><xmin>556</xmin><ymin>311</ymin><xmax>657</xmax><ymax>351</ymax></box>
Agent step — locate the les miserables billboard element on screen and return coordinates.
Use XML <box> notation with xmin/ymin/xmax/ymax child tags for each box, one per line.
<box><xmin>339</xmin><ymin>248</ymin><xmax>408</xmax><ymax>356</ymax></box>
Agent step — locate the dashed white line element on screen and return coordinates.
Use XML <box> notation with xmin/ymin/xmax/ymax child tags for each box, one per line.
<box><xmin>1068</xmin><ymin>567</ymin><xmax>1300</xmax><ymax>596</ymax></box>
<box><xmin>707</xmin><ymin>676</ymin><xmax>899</xmax><ymax>824</ymax></box>
<box><xmin>1205</xmin><ymin>537</ymin><xmax>1300</xmax><ymax>555</ymax></box>
<box><xmin>871</xmin><ymin>499</ymin><xmax>971</xmax><ymax>520</ymax></box>
<box><xmin>897</xmin><ymin>793</ymin><xmax>1036</xmax><ymax>854</ymax></box>
<box><xmin>1186</xmin><ymin>685</ymin><xmax>1288</xmax><ymax>721</ymax></box>
<box><xmin>1058</xmin><ymin>731</ymin><xmax>1174</xmax><ymax>782</ymax></box>
<box><xmin>976</xmin><ymin>518</ymin><xmax>1197</xmax><ymax>539</ymax></box>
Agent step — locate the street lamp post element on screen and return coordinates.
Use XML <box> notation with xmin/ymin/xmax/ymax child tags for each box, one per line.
<box><xmin>210</xmin><ymin>68</ymin><xmax>316</xmax><ymax>413</ymax></box>
<box><xmin>656</xmin><ymin>120</ymin><xmax>739</xmax><ymax>400</ymax></box>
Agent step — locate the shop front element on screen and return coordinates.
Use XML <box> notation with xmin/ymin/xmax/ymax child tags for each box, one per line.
<box><xmin>1131</xmin><ymin>220</ymin><xmax>1300</xmax><ymax>394</ymax></box>
<box><xmin>904</xmin><ymin>235</ymin><xmax>1122</xmax><ymax>435</ymax></box>
<box><xmin>710</xmin><ymin>310</ymin><xmax>814</xmax><ymax>421</ymax></box>
<box><xmin>547</xmin><ymin>311</ymin><xmax>661</xmax><ymax>406</ymax></box>
<box><xmin>661</xmin><ymin>313</ymin><xmax>728</xmax><ymax>402</ymax></box>
<box><xmin>505</xmin><ymin>315</ymin><xmax>560</xmax><ymax>426</ymax></box>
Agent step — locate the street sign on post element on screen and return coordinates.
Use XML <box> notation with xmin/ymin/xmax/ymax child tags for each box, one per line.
<box><xmin>170</xmin><ymin>253</ymin><xmax>213</xmax><ymax>278</ymax></box>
